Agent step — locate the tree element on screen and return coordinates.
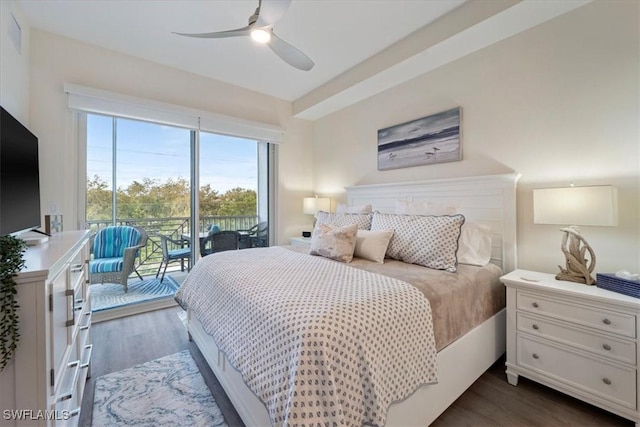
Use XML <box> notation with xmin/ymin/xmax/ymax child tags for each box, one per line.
<box><xmin>199</xmin><ymin>184</ymin><xmax>222</xmax><ymax>216</ymax></box>
<box><xmin>86</xmin><ymin>177</ymin><xmax>256</xmax><ymax>220</ymax></box>
<box><xmin>218</xmin><ymin>187</ymin><xmax>257</xmax><ymax>216</ymax></box>
<box><xmin>86</xmin><ymin>175</ymin><xmax>112</xmax><ymax>220</ymax></box>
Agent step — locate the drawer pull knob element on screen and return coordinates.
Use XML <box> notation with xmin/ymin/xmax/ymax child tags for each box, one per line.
<box><xmin>531</xmin><ymin>302</ymin><xmax>539</xmax><ymax>308</ymax></box>
<box><xmin>602</xmin><ymin>343</ymin><xmax>612</xmax><ymax>351</ymax></box>
<box><xmin>532</xmin><ymin>353</ymin><xmax>539</xmax><ymax>360</ymax></box>
<box><xmin>532</xmin><ymin>324</ymin><xmax>539</xmax><ymax>330</ymax></box>
<box><xmin>602</xmin><ymin>378</ymin><xmax>612</xmax><ymax>385</ymax></box>
<box><xmin>602</xmin><ymin>318</ymin><xmax>611</xmax><ymax>325</ymax></box>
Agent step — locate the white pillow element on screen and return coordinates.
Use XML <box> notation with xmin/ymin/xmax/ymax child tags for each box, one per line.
<box><xmin>315</xmin><ymin>211</ymin><xmax>372</xmax><ymax>230</ymax></box>
<box><xmin>309</xmin><ymin>223</ymin><xmax>358</xmax><ymax>263</ymax></box>
<box><xmin>371</xmin><ymin>212</ymin><xmax>465</xmax><ymax>272</ymax></box>
<box><xmin>457</xmin><ymin>222</ymin><xmax>492</xmax><ymax>266</ymax></box>
<box><xmin>354</xmin><ymin>229</ymin><xmax>394</xmax><ymax>263</ymax></box>
<box><xmin>336</xmin><ymin>203</ymin><xmax>373</xmax><ymax>214</ymax></box>
<box><xmin>395</xmin><ymin>200</ymin><xmax>459</xmax><ymax>216</ymax></box>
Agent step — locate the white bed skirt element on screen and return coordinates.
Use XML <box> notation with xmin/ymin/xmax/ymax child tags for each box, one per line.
<box><xmin>188</xmin><ymin>308</ymin><xmax>506</xmax><ymax>426</ymax></box>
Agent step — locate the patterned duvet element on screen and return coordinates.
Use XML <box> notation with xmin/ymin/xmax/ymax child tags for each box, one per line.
<box><xmin>175</xmin><ymin>246</ymin><xmax>438</xmax><ymax>426</ymax></box>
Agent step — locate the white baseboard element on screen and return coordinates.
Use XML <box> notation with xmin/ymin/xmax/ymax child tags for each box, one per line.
<box><xmin>92</xmin><ymin>297</ymin><xmax>178</xmax><ymax>323</ymax></box>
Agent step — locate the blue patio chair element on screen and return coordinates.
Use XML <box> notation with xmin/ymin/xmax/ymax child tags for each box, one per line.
<box><xmin>89</xmin><ymin>225</ymin><xmax>148</xmax><ymax>293</ymax></box>
<box><xmin>156</xmin><ymin>233</ymin><xmax>192</xmax><ymax>283</ymax></box>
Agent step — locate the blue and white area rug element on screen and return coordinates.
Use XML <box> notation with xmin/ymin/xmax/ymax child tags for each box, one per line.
<box><xmin>93</xmin><ymin>350</ymin><xmax>227</xmax><ymax>427</ymax></box>
<box><xmin>91</xmin><ymin>276</ymin><xmax>180</xmax><ymax>312</ymax></box>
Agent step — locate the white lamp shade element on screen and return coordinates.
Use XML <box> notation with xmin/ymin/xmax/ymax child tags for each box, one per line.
<box><xmin>303</xmin><ymin>197</ymin><xmax>330</xmax><ymax>215</ymax></box>
<box><xmin>533</xmin><ymin>186</ymin><xmax>618</xmax><ymax>226</ymax></box>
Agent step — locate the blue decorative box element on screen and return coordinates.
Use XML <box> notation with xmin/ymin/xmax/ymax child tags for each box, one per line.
<box><xmin>597</xmin><ymin>273</ymin><xmax>640</xmax><ymax>298</ymax></box>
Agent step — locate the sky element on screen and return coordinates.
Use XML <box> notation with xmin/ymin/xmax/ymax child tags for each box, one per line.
<box><xmin>86</xmin><ymin>114</ymin><xmax>257</xmax><ymax>193</ymax></box>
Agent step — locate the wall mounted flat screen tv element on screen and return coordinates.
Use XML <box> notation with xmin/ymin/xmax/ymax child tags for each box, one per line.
<box><xmin>1</xmin><ymin>106</ymin><xmax>41</xmax><ymax>236</ymax></box>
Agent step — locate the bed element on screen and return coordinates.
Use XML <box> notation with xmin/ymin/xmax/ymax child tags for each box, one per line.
<box><xmin>178</xmin><ymin>173</ymin><xmax>519</xmax><ymax>426</ymax></box>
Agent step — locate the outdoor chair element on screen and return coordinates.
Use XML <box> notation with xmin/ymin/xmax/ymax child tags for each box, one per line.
<box><xmin>201</xmin><ymin>230</ymin><xmax>240</xmax><ymax>256</ymax></box>
<box><xmin>238</xmin><ymin>221</ymin><xmax>268</xmax><ymax>249</ymax></box>
<box><xmin>198</xmin><ymin>225</ymin><xmax>219</xmax><ymax>256</ymax></box>
<box><xmin>156</xmin><ymin>233</ymin><xmax>192</xmax><ymax>283</ymax></box>
<box><xmin>89</xmin><ymin>225</ymin><xmax>148</xmax><ymax>293</ymax></box>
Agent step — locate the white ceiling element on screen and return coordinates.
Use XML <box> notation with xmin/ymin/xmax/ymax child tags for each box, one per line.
<box><xmin>17</xmin><ymin>0</ymin><xmax>591</xmax><ymax>120</ymax></box>
<box><xmin>17</xmin><ymin>0</ymin><xmax>464</xmax><ymax>101</ymax></box>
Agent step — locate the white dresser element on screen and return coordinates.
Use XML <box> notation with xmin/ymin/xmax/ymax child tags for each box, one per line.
<box><xmin>502</xmin><ymin>269</ymin><xmax>640</xmax><ymax>426</ymax></box>
<box><xmin>0</xmin><ymin>231</ymin><xmax>92</xmax><ymax>427</ymax></box>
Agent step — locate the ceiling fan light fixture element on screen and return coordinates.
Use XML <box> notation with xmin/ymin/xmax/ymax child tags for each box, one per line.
<box><xmin>251</xmin><ymin>29</ymin><xmax>271</xmax><ymax>43</ymax></box>
<box><xmin>174</xmin><ymin>0</ymin><xmax>314</xmax><ymax>71</ymax></box>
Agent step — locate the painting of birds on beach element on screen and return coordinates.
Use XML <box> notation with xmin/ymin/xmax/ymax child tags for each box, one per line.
<box><xmin>378</xmin><ymin>107</ymin><xmax>461</xmax><ymax>170</ymax></box>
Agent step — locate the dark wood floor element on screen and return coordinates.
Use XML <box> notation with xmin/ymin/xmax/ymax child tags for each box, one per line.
<box><xmin>79</xmin><ymin>307</ymin><xmax>243</xmax><ymax>427</ymax></box>
<box><xmin>81</xmin><ymin>307</ymin><xmax>633</xmax><ymax>427</ymax></box>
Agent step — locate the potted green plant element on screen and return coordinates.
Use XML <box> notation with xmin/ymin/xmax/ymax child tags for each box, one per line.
<box><xmin>0</xmin><ymin>235</ymin><xmax>27</xmax><ymax>371</ymax></box>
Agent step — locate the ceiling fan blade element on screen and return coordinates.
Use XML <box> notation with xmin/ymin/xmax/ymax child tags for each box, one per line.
<box><xmin>255</xmin><ymin>0</ymin><xmax>292</xmax><ymax>27</ymax></box>
<box><xmin>268</xmin><ymin>32</ymin><xmax>314</xmax><ymax>71</ymax></box>
<box><xmin>173</xmin><ymin>24</ymin><xmax>253</xmax><ymax>39</ymax></box>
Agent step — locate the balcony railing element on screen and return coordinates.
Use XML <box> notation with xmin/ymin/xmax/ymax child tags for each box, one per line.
<box><xmin>86</xmin><ymin>215</ymin><xmax>259</xmax><ymax>277</ymax></box>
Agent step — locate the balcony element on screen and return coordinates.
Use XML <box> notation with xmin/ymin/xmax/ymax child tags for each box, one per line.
<box><xmin>86</xmin><ymin>215</ymin><xmax>260</xmax><ymax>277</ymax></box>
<box><xmin>87</xmin><ymin>215</ymin><xmax>260</xmax><ymax>320</ymax></box>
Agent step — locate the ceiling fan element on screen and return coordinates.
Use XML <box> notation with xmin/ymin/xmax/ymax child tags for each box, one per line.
<box><xmin>173</xmin><ymin>0</ymin><xmax>314</xmax><ymax>71</ymax></box>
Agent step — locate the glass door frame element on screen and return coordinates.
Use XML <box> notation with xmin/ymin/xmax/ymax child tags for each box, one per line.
<box><xmin>79</xmin><ymin>112</ymin><xmax>274</xmax><ymax>264</ymax></box>
<box><xmin>190</xmin><ymin>128</ymin><xmax>200</xmax><ymax>261</ymax></box>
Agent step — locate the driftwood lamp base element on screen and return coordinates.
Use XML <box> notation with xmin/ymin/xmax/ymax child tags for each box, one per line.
<box><xmin>555</xmin><ymin>226</ymin><xmax>596</xmax><ymax>285</ymax></box>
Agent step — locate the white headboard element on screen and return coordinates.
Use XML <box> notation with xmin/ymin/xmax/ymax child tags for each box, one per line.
<box><xmin>346</xmin><ymin>173</ymin><xmax>520</xmax><ymax>273</ymax></box>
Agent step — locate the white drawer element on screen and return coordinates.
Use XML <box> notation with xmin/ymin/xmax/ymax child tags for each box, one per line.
<box><xmin>55</xmin><ymin>358</ymin><xmax>80</xmax><ymax>404</ymax></box>
<box><xmin>50</xmin><ymin>267</ymin><xmax>72</xmax><ymax>387</ymax></box>
<box><xmin>53</xmin><ymin>395</ymin><xmax>80</xmax><ymax>427</ymax></box>
<box><xmin>53</xmin><ymin>396</ymin><xmax>73</xmax><ymax>426</ymax></box>
<box><xmin>77</xmin><ymin>311</ymin><xmax>92</xmax><ymax>350</ymax></box>
<box><xmin>63</xmin><ymin>407</ymin><xmax>81</xmax><ymax>427</ymax></box>
<box><xmin>68</xmin><ymin>249</ymin><xmax>86</xmax><ymax>297</ymax></box>
<box><xmin>76</xmin><ymin>343</ymin><xmax>93</xmax><ymax>410</ymax></box>
<box><xmin>53</xmin><ymin>393</ymin><xmax>81</xmax><ymax>427</ymax></box>
<box><xmin>517</xmin><ymin>334</ymin><xmax>636</xmax><ymax>409</ymax></box>
<box><xmin>517</xmin><ymin>312</ymin><xmax>636</xmax><ymax>365</ymax></box>
<box><xmin>517</xmin><ymin>291</ymin><xmax>636</xmax><ymax>338</ymax></box>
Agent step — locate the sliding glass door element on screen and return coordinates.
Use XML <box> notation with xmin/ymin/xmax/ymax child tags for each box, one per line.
<box><xmin>198</xmin><ymin>131</ymin><xmax>269</xmax><ymax>251</ymax></box>
<box><xmin>85</xmin><ymin>114</ymin><xmax>272</xmax><ymax>278</ymax></box>
<box><xmin>86</xmin><ymin>114</ymin><xmax>193</xmax><ymax>276</ymax></box>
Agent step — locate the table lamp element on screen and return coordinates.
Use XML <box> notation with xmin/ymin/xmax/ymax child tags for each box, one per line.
<box><xmin>303</xmin><ymin>196</ymin><xmax>330</xmax><ymax>236</ymax></box>
<box><xmin>533</xmin><ymin>185</ymin><xmax>617</xmax><ymax>285</ymax></box>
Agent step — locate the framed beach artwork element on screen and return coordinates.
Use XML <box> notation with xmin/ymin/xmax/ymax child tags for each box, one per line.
<box><xmin>377</xmin><ymin>107</ymin><xmax>462</xmax><ymax>170</ymax></box>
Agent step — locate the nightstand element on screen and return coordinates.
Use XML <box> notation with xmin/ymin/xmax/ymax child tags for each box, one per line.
<box><xmin>289</xmin><ymin>236</ymin><xmax>311</xmax><ymax>249</ymax></box>
<box><xmin>502</xmin><ymin>269</ymin><xmax>640</xmax><ymax>426</ymax></box>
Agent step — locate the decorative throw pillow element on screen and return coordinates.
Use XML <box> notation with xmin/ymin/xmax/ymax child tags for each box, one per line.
<box><xmin>395</xmin><ymin>200</ymin><xmax>459</xmax><ymax>216</ymax></box>
<box><xmin>309</xmin><ymin>223</ymin><xmax>358</xmax><ymax>263</ymax></box>
<box><xmin>315</xmin><ymin>211</ymin><xmax>372</xmax><ymax>230</ymax></box>
<box><xmin>336</xmin><ymin>203</ymin><xmax>373</xmax><ymax>214</ymax></box>
<box><xmin>353</xmin><ymin>229</ymin><xmax>394</xmax><ymax>263</ymax></box>
<box><xmin>371</xmin><ymin>212</ymin><xmax>465</xmax><ymax>272</ymax></box>
<box><xmin>457</xmin><ymin>222</ymin><xmax>492</xmax><ymax>266</ymax></box>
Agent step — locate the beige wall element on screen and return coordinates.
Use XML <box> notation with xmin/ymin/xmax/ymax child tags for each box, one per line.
<box><xmin>6</xmin><ymin>1</ymin><xmax>639</xmax><ymax>272</ymax></box>
<box><xmin>0</xmin><ymin>0</ymin><xmax>30</xmax><ymax>123</ymax></box>
<box><xmin>27</xmin><ymin>29</ymin><xmax>314</xmax><ymax>244</ymax></box>
<box><xmin>313</xmin><ymin>1</ymin><xmax>640</xmax><ymax>274</ymax></box>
